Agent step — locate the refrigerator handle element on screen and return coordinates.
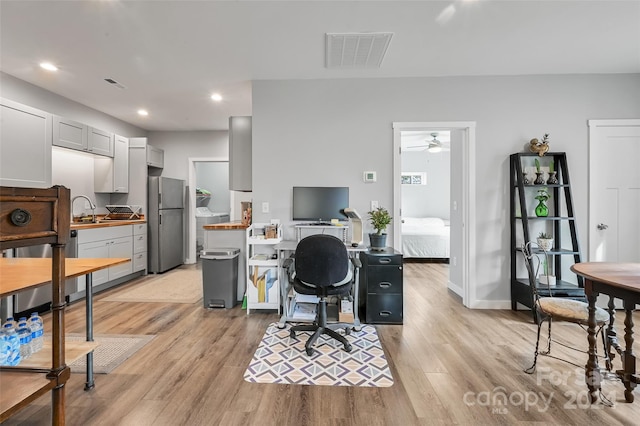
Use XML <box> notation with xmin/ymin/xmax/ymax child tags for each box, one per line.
<box><xmin>159</xmin><ymin>212</ymin><xmax>162</xmax><ymax>225</ymax></box>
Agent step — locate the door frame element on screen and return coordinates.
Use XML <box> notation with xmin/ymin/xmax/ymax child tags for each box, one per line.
<box><xmin>392</xmin><ymin>121</ymin><xmax>476</xmax><ymax>308</ymax></box>
<box><xmin>186</xmin><ymin>156</ymin><xmax>228</xmax><ymax>264</ymax></box>
<box><xmin>588</xmin><ymin>119</ymin><xmax>640</xmax><ymax>261</ymax></box>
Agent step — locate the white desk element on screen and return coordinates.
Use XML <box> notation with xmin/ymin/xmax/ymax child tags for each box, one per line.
<box><xmin>274</xmin><ymin>240</ymin><xmax>366</xmax><ymax>330</ymax></box>
<box><xmin>294</xmin><ymin>224</ymin><xmax>349</xmax><ymax>243</ymax></box>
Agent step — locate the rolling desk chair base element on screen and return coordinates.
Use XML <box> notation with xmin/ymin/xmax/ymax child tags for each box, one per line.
<box><xmin>290</xmin><ymin>299</ymin><xmax>353</xmax><ymax>356</ymax></box>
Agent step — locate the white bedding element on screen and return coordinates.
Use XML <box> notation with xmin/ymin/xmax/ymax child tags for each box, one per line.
<box><xmin>401</xmin><ymin>217</ymin><xmax>450</xmax><ymax>258</ymax></box>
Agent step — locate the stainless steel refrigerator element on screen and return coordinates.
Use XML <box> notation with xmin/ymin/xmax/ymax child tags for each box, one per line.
<box><xmin>148</xmin><ymin>176</ymin><xmax>185</xmax><ymax>273</ymax></box>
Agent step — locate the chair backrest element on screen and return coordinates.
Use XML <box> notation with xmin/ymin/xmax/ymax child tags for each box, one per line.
<box><xmin>294</xmin><ymin>234</ymin><xmax>350</xmax><ymax>287</ymax></box>
<box><xmin>521</xmin><ymin>241</ymin><xmax>552</xmax><ymax>299</ymax></box>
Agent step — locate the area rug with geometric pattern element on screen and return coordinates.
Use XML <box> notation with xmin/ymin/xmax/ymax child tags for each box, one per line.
<box><xmin>244</xmin><ymin>323</ymin><xmax>393</xmax><ymax>387</ymax></box>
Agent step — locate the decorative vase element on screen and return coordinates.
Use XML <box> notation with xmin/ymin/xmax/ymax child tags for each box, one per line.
<box><xmin>522</xmin><ymin>172</ymin><xmax>530</xmax><ymax>185</ymax></box>
<box><xmin>369</xmin><ymin>233</ymin><xmax>387</xmax><ymax>251</ymax></box>
<box><xmin>535</xmin><ymin>200</ymin><xmax>549</xmax><ymax>217</ymax></box>
<box><xmin>546</xmin><ymin>171</ymin><xmax>558</xmax><ymax>184</ymax></box>
<box><xmin>534</xmin><ymin>172</ymin><xmax>545</xmax><ymax>185</ymax></box>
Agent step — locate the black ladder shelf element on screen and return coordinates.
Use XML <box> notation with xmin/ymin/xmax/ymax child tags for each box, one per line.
<box><xmin>510</xmin><ymin>152</ymin><xmax>585</xmax><ymax>321</ymax></box>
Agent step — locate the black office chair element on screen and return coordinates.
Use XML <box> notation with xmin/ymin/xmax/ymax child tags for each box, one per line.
<box><xmin>288</xmin><ymin>234</ymin><xmax>360</xmax><ymax>356</ymax></box>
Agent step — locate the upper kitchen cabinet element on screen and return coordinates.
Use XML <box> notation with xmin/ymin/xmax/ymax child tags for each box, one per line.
<box><xmin>53</xmin><ymin>116</ymin><xmax>114</xmax><ymax>157</ymax></box>
<box><xmin>0</xmin><ymin>98</ymin><xmax>52</xmax><ymax>188</ymax></box>
<box><xmin>146</xmin><ymin>145</ymin><xmax>164</xmax><ymax>168</ymax></box>
<box><xmin>229</xmin><ymin>116</ymin><xmax>252</xmax><ymax>191</ymax></box>
<box><xmin>95</xmin><ymin>134</ymin><xmax>129</xmax><ymax>193</ymax></box>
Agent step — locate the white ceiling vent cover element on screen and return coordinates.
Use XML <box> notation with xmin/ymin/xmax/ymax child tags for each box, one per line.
<box><xmin>326</xmin><ymin>32</ymin><xmax>393</xmax><ymax>69</ymax></box>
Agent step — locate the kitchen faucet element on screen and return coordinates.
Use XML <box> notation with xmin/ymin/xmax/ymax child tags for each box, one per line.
<box><xmin>71</xmin><ymin>195</ymin><xmax>97</xmax><ymax>222</ymax></box>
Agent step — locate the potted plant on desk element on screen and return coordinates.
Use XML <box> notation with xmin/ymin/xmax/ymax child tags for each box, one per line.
<box><xmin>368</xmin><ymin>206</ymin><xmax>392</xmax><ymax>251</ymax></box>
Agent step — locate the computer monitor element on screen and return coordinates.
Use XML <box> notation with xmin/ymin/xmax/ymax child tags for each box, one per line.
<box><xmin>292</xmin><ymin>186</ymin><xmax>349</xmax><ymax>222</ymax></box>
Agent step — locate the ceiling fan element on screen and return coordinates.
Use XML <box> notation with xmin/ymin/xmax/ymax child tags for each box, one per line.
<box><xmin>405</xmin><ymin>132</ymin><xmax>450</xmax><ymax>153</ymax></box>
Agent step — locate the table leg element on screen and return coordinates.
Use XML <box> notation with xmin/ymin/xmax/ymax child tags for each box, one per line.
<box><xmin>84</xmin><ymin>272</ymin><xmax>95</xmax><ymax>391</ymax></box>
<box><xmin>585</xmin><ymin>284</ymin><xmax>601</xmax><ymax>404</ymax></box>
<box><xmin>606</xmin><ymin>296</ymin><xmax>621</xmax><ymax>370</ymax></box>
<box><xmin>621</xmin><ymin>302</ymin><xmax>637</xmax><ymax>403</ymax></box>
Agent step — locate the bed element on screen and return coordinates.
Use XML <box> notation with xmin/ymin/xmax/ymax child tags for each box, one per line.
<box><xmin>401</xmin><ymin>217</ymin><xmax>450</xmax><ymax>259</ymax></box>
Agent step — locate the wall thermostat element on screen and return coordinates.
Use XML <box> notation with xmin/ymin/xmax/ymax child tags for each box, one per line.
<box><xmin>363</xmin><ymin>171</ymin><xmax>377</xmax><ymax>182</ymax></box>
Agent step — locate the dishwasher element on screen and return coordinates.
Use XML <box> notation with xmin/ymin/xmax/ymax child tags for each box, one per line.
<box><xmin>12</xmin><ymin>230</ymin><xmax>78</xmax><ymax>316</ymax></box>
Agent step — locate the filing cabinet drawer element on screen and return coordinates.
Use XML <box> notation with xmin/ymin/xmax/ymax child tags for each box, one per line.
<box><xmin>365</xmin><ymin>295</ymin><xmax>403</xmax><ymax>324</ymax></box>
<box><xmin>367</xmin><ymin>265</ymin><xmax>403</xmax><ymax>294</ymax></box>
<box><xmin>364</xmin><ymin>253</ymin><xmax>402</xmax><ymax>267</ymax></box>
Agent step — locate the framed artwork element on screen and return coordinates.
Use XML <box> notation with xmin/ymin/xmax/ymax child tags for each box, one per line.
<box><xmin>401</xmin><ymin>172</ymin><xmax>426</xmax><ymax>185</ymax></box>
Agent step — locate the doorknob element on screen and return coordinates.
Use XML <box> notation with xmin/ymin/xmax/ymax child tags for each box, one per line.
<box><xmin>597</xmin><ymin>223</ymin><xmax>609</xmax><ymax>230</ymax></box>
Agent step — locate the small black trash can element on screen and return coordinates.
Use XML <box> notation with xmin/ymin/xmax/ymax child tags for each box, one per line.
<box><xmin>201</xmin><ymin>248</ymin><xmax>240</xmax><ymax>308</ymax></box>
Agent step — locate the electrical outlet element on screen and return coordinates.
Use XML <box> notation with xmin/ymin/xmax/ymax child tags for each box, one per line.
<box><xmin>371</xmin><ymin>200</ymin><xmax>379</xmax><ymax>211</ymax></box>
<box><xmin>262</xmin><ymin>202</ymin><xmax>269</xmax><ymax>213</ymax></box>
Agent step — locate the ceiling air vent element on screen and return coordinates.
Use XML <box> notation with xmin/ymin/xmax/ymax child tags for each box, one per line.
<box><xmin>325</xmin><ymin>32</ymin><xmax>393</xmax><ymax>69</ymax></box>
<box><xmin>104</xmin><ymin>78</ymin><xmax>126</xmax><ymax>90</ymax></box>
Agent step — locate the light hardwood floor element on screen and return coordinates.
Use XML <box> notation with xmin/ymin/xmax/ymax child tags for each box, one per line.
<box><xmin>5</xmin><ymin>262</ymin><xmax>639</xmax><ymax>425</ymax></box>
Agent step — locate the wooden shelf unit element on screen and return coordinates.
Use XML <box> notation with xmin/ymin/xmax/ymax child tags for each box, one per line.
<box><xmin>0</xmin><ymin>185</ymin><xmax>71</xmax><ymax>424</ymax></box>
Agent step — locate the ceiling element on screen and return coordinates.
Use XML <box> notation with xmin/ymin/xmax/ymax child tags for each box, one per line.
<box><xmin>1</xmin><ymin>1</ymin><xmax>638</xmax><ymax>132</ymax></box>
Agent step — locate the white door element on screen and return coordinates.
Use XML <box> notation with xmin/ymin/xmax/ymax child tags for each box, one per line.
<box><xmin>588</xmin><ymin>120</ymin><xmax>640</xmax><ymax>263</ymax></box>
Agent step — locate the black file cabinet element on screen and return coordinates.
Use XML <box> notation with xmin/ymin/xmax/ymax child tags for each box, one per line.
<box><xmin>359</xmin><ymin>248</ymin><xmax>403</xmax><ymax>324</ymax></box>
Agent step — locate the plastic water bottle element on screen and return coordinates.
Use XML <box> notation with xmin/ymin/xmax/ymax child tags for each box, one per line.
<box><xmin>2</xmin><ymin>316</ymin><xmax>17</xmax><ymax>330</ymax></box>
<box><xmin>0</xmin><ymin>327</ymin><xmax>8</xmax><ymax>366</ymax></box>
<box><xmin>17</xmin><ymin>319</ymin><xmax>32</xmax><ymax>359</ymax></box>
<box><xmin>29</xmin><ymin>312</ymin><xmax>44</xmax><ymax>353</ymax></box>
<box><xmin>2</xmin><ymin>324</ymin><xmax>21</xmax><ymax>366</ymax></box>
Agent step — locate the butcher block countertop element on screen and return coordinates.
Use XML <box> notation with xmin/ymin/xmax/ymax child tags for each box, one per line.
<box><xmin>203</xmin><ymin>221</ymin><xmax>249</xmax><ymax>230</ymax></box>
<box><xmin>0</xmin><ymin>258</ymin><xmax>130</xmax><ymax>296</ymax></box>
<box><xmin>70</xmin><ymin>217</ymin><xmax>146</xmax><ymax>230</ymax></box>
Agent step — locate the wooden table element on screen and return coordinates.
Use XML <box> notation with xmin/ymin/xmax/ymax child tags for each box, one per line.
<box><xmin>571</xmin><ymin>262</ymin><xmax>640</xmax><ymax>404</ymax></box>
<box><xmin>0</xmin><ymin>257</ymin><xmax>129</xmax><ymax>396</ymax></box>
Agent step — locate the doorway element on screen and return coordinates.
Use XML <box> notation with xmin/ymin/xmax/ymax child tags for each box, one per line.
<box><xmin>393</xmin><ymin>122</ymin><xmax>476</xmax><ymax>307</ymax></box>
<box><xmin>187</xmin><ymin>157</ymin><xmax>230</xmax><ymax>264</ymax></box>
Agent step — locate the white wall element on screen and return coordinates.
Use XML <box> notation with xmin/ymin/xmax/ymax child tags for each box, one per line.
<box><xmin>147</xmin><ymin>130</ymin><xmax>228</xmax><ymax>181</ymax></box>
<box><xmin>402</xmin><ymin>149</ymin><xmax>450</xmax><ymax>219</ymax></box>
<box><xmin>251</xmin><ymin>73</ymin><xmax>640</xmax><ymax>304</ymax></box>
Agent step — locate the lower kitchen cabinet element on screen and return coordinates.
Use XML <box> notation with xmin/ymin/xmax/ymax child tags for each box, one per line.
<box><xmin>359</xmin><ymin>248</ymin><xmax>404</xmax><ymax>324</ymax></box>
<box><xmin>132</xmin><ymin>223</ymin><xmax>147</xmax><ymax>273</ymax></box>
<box><xmin>76</xmin><ymin>225</ymin><xmax>134</xmax><ymax>292</ymax></box>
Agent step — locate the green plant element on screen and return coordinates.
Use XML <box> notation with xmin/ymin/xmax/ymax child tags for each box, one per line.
<box><xmin>549</xmin><ymin>160</ymin><xmax>554</xmax><ymax>173</ymax></box>
<box><xmin>368</xmin><ymin>207</ymin><xmax>392</xmax><ymax>235</ymax></box>
<box><xmin>538</xmin><ymin>231</ymin><xmax>553</xmax><ymax>239</ymax></box>
<box><xmin>535</xmin><ymin>158</ymin><xmax>541</xmax><ymax>172</ymax></box>
<box><xmin>534</xmin><ymin>188</ymin><xmax>550</xmax><ymax>202</ymax></box>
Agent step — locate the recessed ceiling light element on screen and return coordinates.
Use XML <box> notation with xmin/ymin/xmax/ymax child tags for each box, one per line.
<box><xmin>137</xmin><ymin>109</ymin><xmax>149</xmax><ymax>116</ymax></box>
<box><xmin>39</xmin><ymin>62</ymin><xmax>58</xmax><ymax>71</ymax></box>
<box><xmin>211</xmin><ymin>93</ymin><xmax>222</xmax><ymax>102</ymax></box>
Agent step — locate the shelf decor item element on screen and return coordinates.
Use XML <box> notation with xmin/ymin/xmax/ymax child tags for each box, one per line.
<box><xmin>529</xmin><ymin>133</ymin><xmax>550</xmax><ymax>156</ymax></box>
<box><xmin>533</xmin><ymin>158</ymin><xmax>545</xmax><ymax>185</ymax></box>
<box><xmin>534</xmin><ymin>188</ymin><xmax>550</xmax><ymax>217</ymax></box>
<box><xmin>546</xmin><ymin>160</ymin><xmax>558</xmax><ymax>184</ymax></box>
<box><xmin>368</xmin><ymin>206</ymin><xmax>392</xmax><ymax>251</ymax></box>
<box><xmin>536</xmin><ymin>231</ymin><xmax>554</xmax><ymax>251</ymax></box>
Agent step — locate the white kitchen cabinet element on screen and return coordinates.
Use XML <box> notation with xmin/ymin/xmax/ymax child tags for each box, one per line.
<box><xmin>52</xmin><ymin>116</ymin><xmax>114</xmax><ymax>157</ymax></box>
<box><xmin>0</xmin><ymin>98</ymin><xmax>52</xmax><ymax>188</ymax></box>
<box><xmin>88</xmin><ymin>126</ymin><xmax>114</xmax><ymax>157</ymax></box>
<box><xmin>146</xmin><ymin>145</ymin><xmax>164</xmax><ymax>168</ymax></box>
<box><xmin>94</xmin><ymin>134</ymin><xmax>129</xmax><ymax>193</ymax></box>
<box><xmin>229</xmin><ymin>116</ymin><xmax>252</xmax><ymax>191</ymax></box>
<box><xmin>76</xmin><ymin>225</ymin><xmax>134</xmax><ymax>292</ymax></box>
<box><xmin>132</xmin><ymin>223</ymin><xmax>147</xmax><ymax>273</ymax></box>
<box><xmin>53</xmin><ymin>116</ymin><xmax>88</xmax><ymax>151</ymax></box>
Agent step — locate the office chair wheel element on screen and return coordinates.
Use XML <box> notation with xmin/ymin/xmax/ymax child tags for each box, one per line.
<box><xmin>306</xmin><ymin>347</ymin><xmax>315</xmax><ymax>356</ymax></box>
<box><xmin>344</xmin><ymin>327</ymin><xmax>351</xmax><ymax>336</ymax></box>
<box><xmin>344</xmin><ymin>343</ymin><xmax>352</xmax><ymax>352</ymax></box>
<box><xmin>289</xmin><ymin>330</ymin><xmax>297</xmax><ymax>339</ymax></box>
